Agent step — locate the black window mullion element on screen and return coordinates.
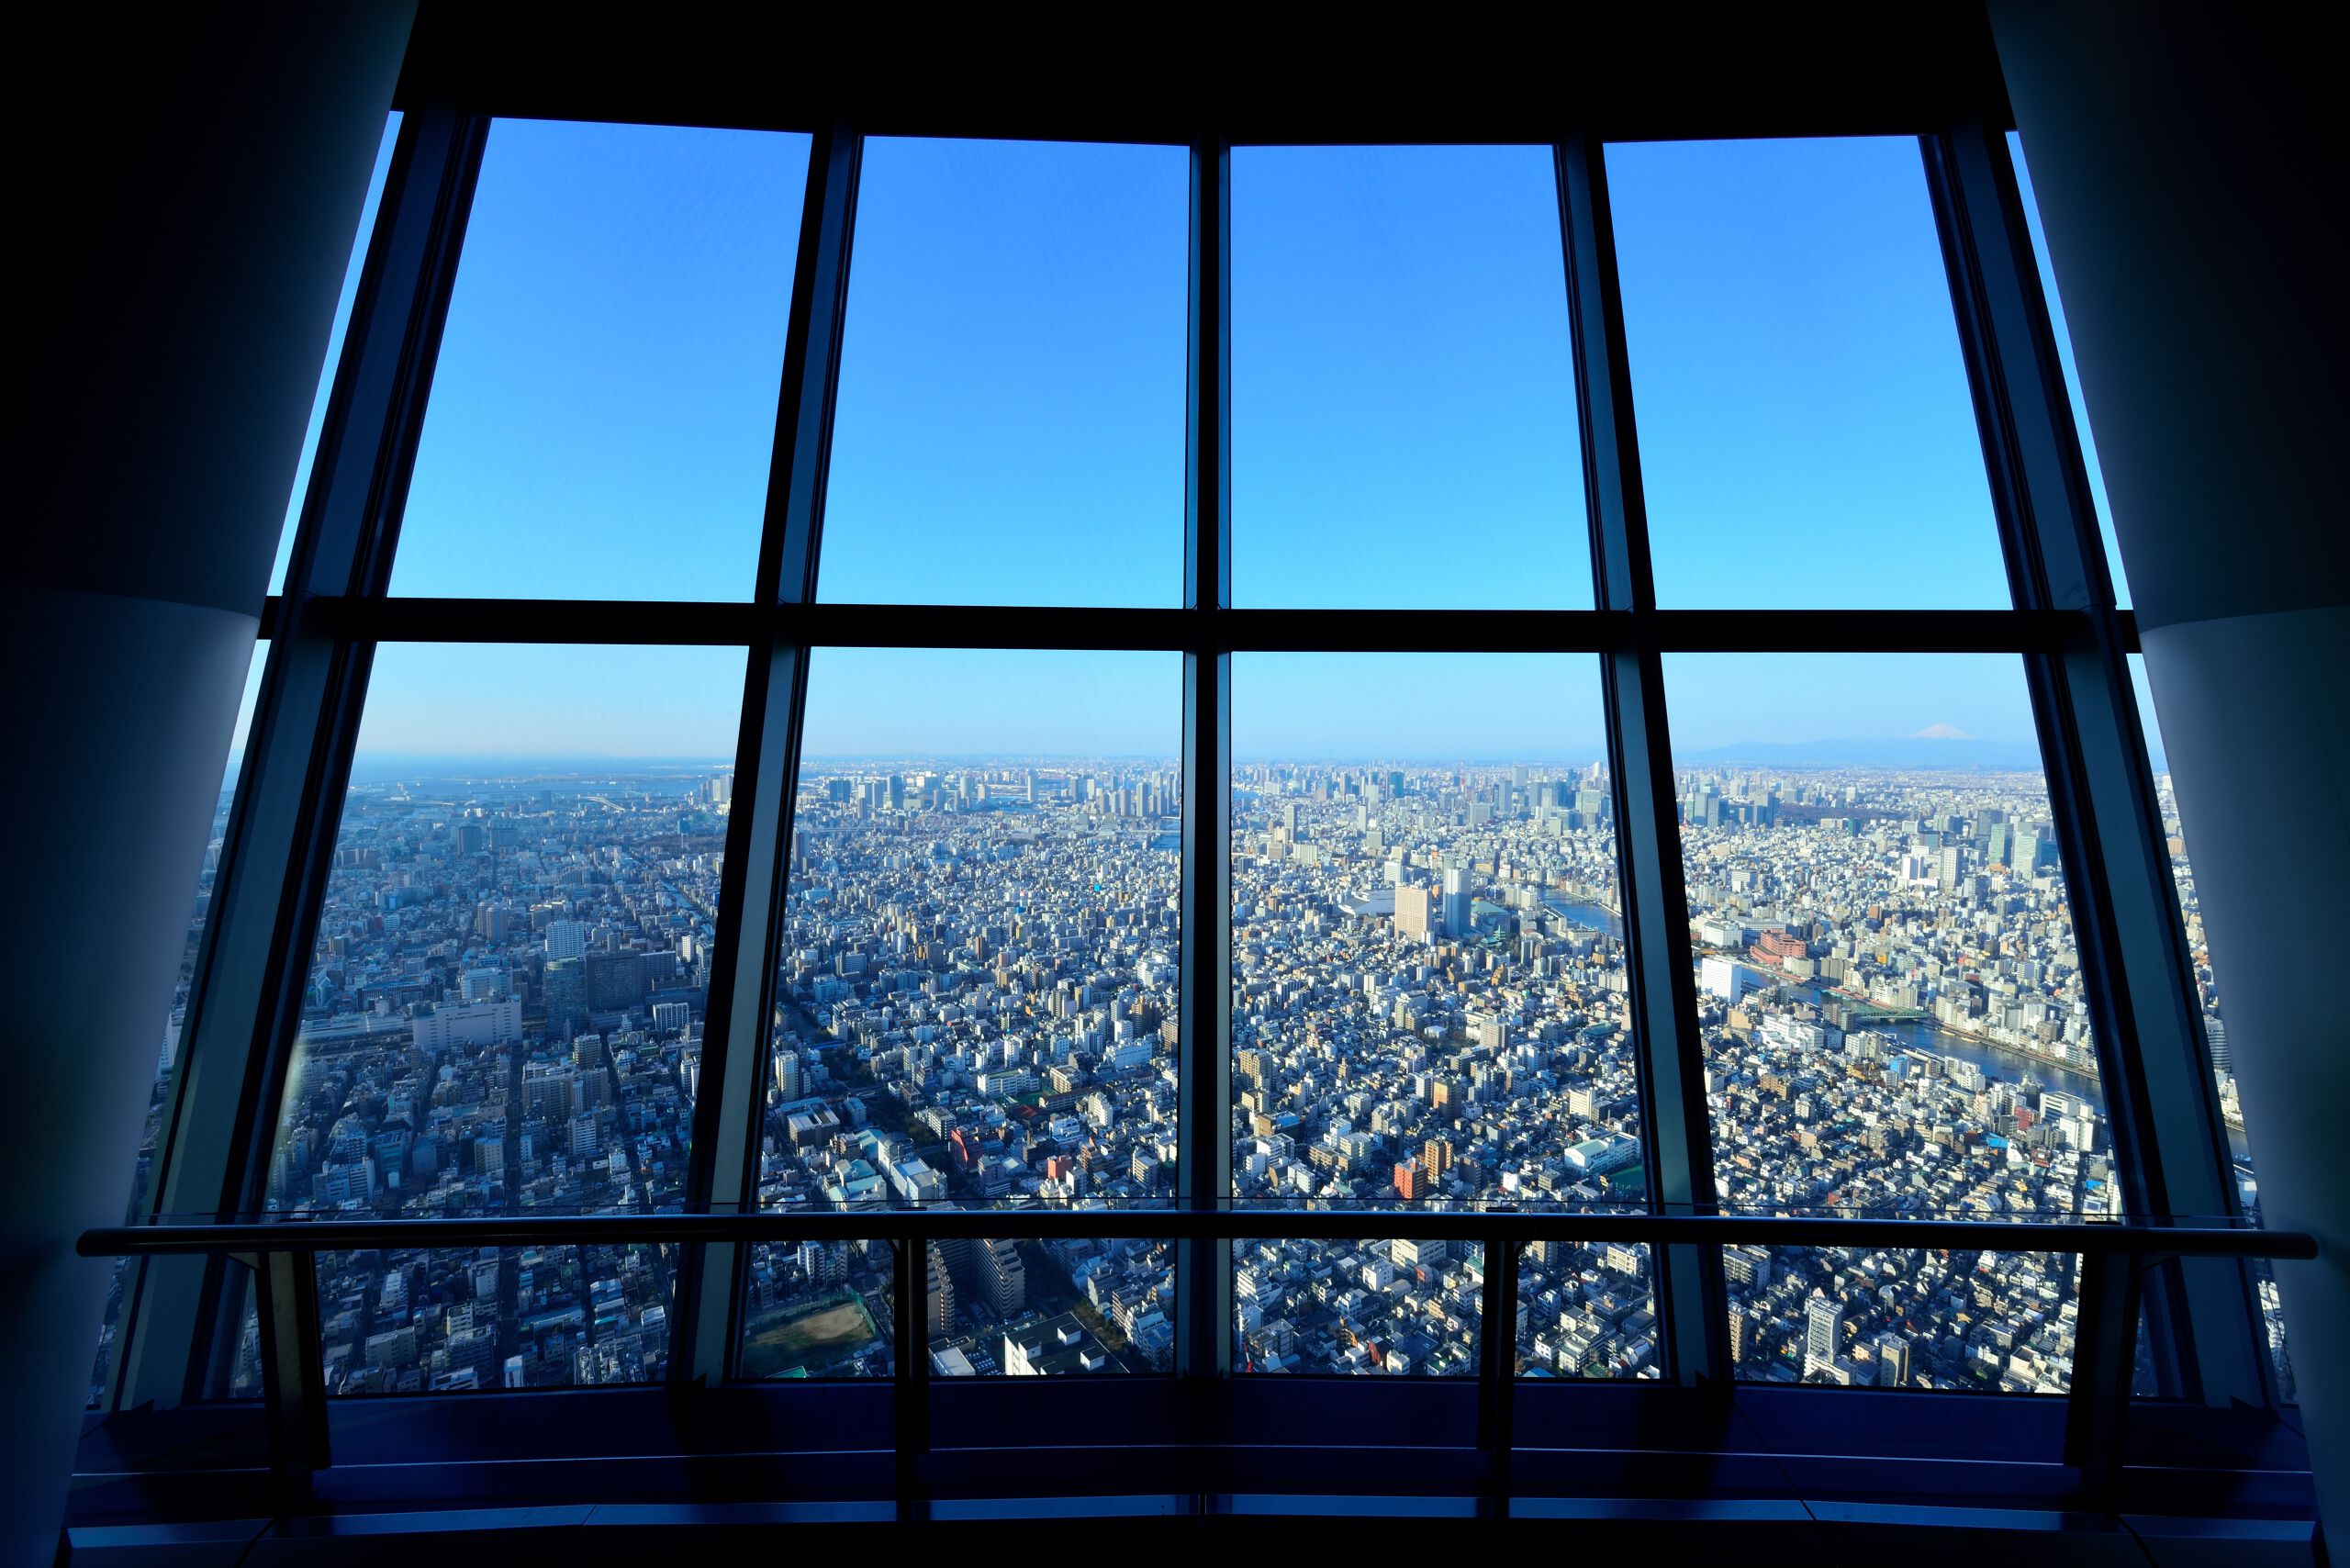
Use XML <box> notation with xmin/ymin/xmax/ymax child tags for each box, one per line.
<box><xmin>118</xmin><ymin>102</ymin><xmax>489</xmax><ymax>1410</ymax></box>
<box><xmin>1922</xmin><ymin>123</ymin><xmax>2266</xmax><ymax>1408</ymax></box>
<box><xmin>1554</xmin><ymin>131</ymin><xmax>1729</xmax><ymax>1389</ymax></box>
<box><xmin>678</xmin><ymin>121</ymin><xmax>863</xmax><ymax>1385</ymax></box>
<box><xmin>1176</xmin><ymin>130</ymin><xmax>1233</xmax><ymax>1382</ymax></box>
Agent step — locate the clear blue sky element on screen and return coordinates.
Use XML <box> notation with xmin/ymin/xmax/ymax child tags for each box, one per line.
<box><xmin>252</xmin><ymin>122</ymin><xmax>2155</xmax><ymax>765</ymax></box>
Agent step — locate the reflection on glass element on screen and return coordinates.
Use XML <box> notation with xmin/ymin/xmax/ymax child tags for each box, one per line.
<box><xmin>2130</xmin><ymin>655</ymin><xmax>2292</xmax><ymax>1399</ymax></box>
<box><xmin>740</xmin><ymin>1238</ymin><xmax>895</xmax><ymax>1380</ymax></box>
<box><xmin>271</xmin><ymin>112</ymin><xmax>403</xmax><ymax>595</ymax></box>
<box><xmin>261</xmin><ymin>644</ymin><xmax>744</xmax><ymax>1393</ymax></box>
<box><xmin>90</xmin><ymin>644</ymin><xmax>270</xmax><ymax>1405</ymax></box>
<box><xmin>1236</xmin><ymin>1238</ymin><xmax>1483</xmax><ymax>1376</ymax></box>
<box><xmin>1516</xmin><ymin>1239</ymin><xmax>1657</xmax><ymax>1379</ymax></box>
<box><xmin>1607</xmin><ymin>137</ymin><xmax>2005</xmax><ymax>608</ymax></box>
<box><xmin>2009</xmin><ymin>132</ymin><xmax>2132</xmax><ymax>610</ymax></box>
<box><xmin>1724</xmin><ymin>1242</ymin><xmax>2077</xmax><ymax>1394</ymax></box>
<box><xmin>1666</xmin><ymin>653</ymin><xmax>2101</xmax><ymax>1390</ymax></box>
<box><xmin>1233</xmin><ymin>146</ymin><xmax>1591</xmax><ymax>610</ymax></box>
<box><xmin>926</xmin><ymin>1237</ymin><xmax>1172</xmax><ymax>1376</ymax></box>
<box><xmin>817</xmin><ymin>139</ymin><xmax>1187</xmax><ymax>608</ymax></box>
<box><xmin>391</xmin><ymin>120</ymin><xmax>811</xmax><ymax>600</ymax></box>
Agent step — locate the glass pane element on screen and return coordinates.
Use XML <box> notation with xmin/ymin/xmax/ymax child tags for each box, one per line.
<box><xmin>744</xmin><ymin>648</ymin><xmax>1181</xmax><ymax>1370</ymax></box>
<box><xmin>1230</xmin><ymin>654</ymin><xmax>1623</xmax><ymax>1374</ymax></box>
<box><xmin>1233</xmin><ymin>146</ymin><xmax>1592</xmax><ymax>610</ymax></box>
<box><xmin>2131</xmin><ymin>655</ymin><xmax>2293</xmax><ymax>1399</ymax></box>
<box><xmin>816</xmin><ymin>139</ymin><xmax>1187</xmax><ymax>608</ymax></box>
<box><xmin>391</xmin><ymin>121</ymin><xmax>812</xmax><ymax>599</ymax></box>
<box><xmin>90</xmin><ymin>643</ymin><xmax>269</xmax><ymax>1405</ymax></box>
<box><xmin>1232</xmin><ymin>655</ymin><xmax>1629</xmax><ymax>1205</ymax></box>
<box><xmin>1236</xmin><ymin>1238</ymin><xmax>1484</xmax><ymax>1376</ymax></box>
<box><xmin>323</xmin><ymin>1242</ymin><xmax>671</xmax><ymax>1393</ymax></box>
<box><xmin>1723</xmin><ymin>1242</ymin><xmax>2078</xmax><ymax>1392</ymax></box>
<box><xmin>928</xmin><ymin>1237</ymin><xmax>1173</xmax><ymax>1376</ymax></box>
<box><xmin>739</xmin><ymin>1238</ymin><xmax>895</xmax><ymax>1379</ymax></box>
<box><xmin>1666</xmin><ymin>652</ymin><xmax>2104</xmax><ymax>1389</ymax></box>
<box><xmin>1516</xmin><ymin>1239</ymin><xmax>1657</xmax><ymax>1379</ymax></box>
<box><xmin>2009</xmin><ymin>132</ymin><xmax>2131</xmax><ymax>609</ymax></box>
<box><xmin>1607</xmin><ymin>137</ymin><xmax>2006</xmax><ymax>608</ymax></box>
<box><xmin>271</xmin><ymin>112</ymin><xmax>403</xmax><ymax>594</ymax></box>
<box><xmin>265</xmin><ymin>643</ymin><xmax>745</xmax><ymax>1393</ymax></box>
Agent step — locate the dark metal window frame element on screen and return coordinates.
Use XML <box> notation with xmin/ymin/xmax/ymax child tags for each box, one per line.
<box><xmin>85</xmin><ymin>65</ymin><xmax>2294</xmax><ymax>1527</ymax></box>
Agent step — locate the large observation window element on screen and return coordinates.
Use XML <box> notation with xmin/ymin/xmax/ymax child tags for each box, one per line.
<box><xmin>105</xmin><ymin>96</ymin><xmax>2292</xmax><ymax>1511</ymax></box>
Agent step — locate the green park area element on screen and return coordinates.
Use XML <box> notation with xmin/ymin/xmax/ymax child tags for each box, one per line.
<box><xmin>738</xmin><ymin>1291</ymin><xmax>880</xmax><ymax>1379</ymax></box>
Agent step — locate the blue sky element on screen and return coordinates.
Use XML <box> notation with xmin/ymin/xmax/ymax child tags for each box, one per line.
<box><xmin>251</xmin><ymin>121</ymin><xmax>2155</xmax><ymax>765</ymax></box>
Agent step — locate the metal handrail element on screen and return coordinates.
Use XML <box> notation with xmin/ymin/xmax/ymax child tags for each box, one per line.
<box><xmin>83</xmin><ymin>1207</ymin><xmax>2311</xmax><ymax>1523</ymax></box>
<box><xmin>82</xmin><ymin>1209</ymin><xmax>2314</xmax><ymax>1258</ymax></box>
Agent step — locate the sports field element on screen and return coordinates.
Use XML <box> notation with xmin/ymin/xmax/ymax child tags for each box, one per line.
<box><xmin>739</xmin><ymin>1292</ymin><xmax>880</xmax><ymax>1378</ymax></box>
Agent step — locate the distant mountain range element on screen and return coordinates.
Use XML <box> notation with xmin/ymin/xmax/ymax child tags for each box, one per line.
<box><xmin>1675</xmin><ymin>736</ymin><xmax>2050</xmax><ymax>769</ymax></box>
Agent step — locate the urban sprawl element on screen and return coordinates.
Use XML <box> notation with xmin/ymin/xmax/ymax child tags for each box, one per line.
<box><xmin>94</xmin><ymin>753</ymin><xmax>2285</xmax><ymax>1403</ymax></box>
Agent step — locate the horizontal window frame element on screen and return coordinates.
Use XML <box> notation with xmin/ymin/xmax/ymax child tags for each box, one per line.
<box><xmin>272</xmin><ymin>596</ymin><xmax>2131</xmax><ymax>655</ymax></box>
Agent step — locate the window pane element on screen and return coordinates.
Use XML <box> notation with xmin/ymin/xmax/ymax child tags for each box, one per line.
<box><xmin>390</xmin><ymin>121</ymin><xmax>811</xmax><ymax>599</ymax></box>
<box><xmin>928</xmin><ymin>1237</ymin><xmax>1173</xmax><ymax>1377</ymax></box>
<box><xmin>1724</xmin><ymin>1241</ymin><xmax>2079</xmax><ymax>1393</ymax></box>
<box><xmin>326</xmin><ymin>1242</ymin><xmax>672</xmax><ymax>1393</ymax></box>
<box><xmin>1232</xmin><ymin>655</ymin><xmax>1629</xmax><ymax>1206</ymax></box>
<box><xmin>1608</xmin><ymin>138</ymin><xmax>2006</xmax><ymax>608</ymax></box>
<box><xmin>90</xmin><ymin>643</ymin><xmax>269</xmax><ymax>1405</ymax></box>
<box><xmin>271</xmin><ymin>112</ymin><xmax>402</xmax><ymax>594</ymax></box>
<box><xmin>739</xmin><ymin>1238</ymin><xmax>896</xmax><ymax>1380</ymax></box>
<box><xmin>1667</xmin><ymin>652</ymin><xmax>2100</xmax><ymax>1390</ymax></box>
<box><xmin>1233</xmin><ymin>146</ymin><xmax>1592</xmax><ymax>609</ymax></box>
<box><xmin>1231</xmin><ymin>654</ymin><xmax>1625</xmax><ymax>1373</ymax></box>
<box><xmin>815</xmin><ymin>140</ymin><xmax>1187</xmax><ymax>608</ymax></box>
<box><xmin>744</xmin><ymin>649</ymin><xmax>1180</xmax><ymax>1370</ymax></box>
<box><xmin>2131</xmin><ymin>655</ymin><xmax>2293</xmax><ymax>1399</ymax></box>
<box><xmin>758</xmin><ymin>646</ymin><xmax>1181</xmax><ymax>1209</ymax></box>
<box><xmin>265</xmin><ymin>643</ymin><xmax>745</xmax><ymax>1394</ymax></box>
<box><xmin>1516</xmin><ymin>1239</ymin><xmax>1657</xmax><ymax>1379</ymax></box>
<box><xmin>1236</xmin><ymin>1238</ymin><xmax>1484</xmax><ymax>1376</ymax></box>
<box><xmin>2010</xmin><ymin>132</ymin><xmax>2132</xmax><ymax>609</ymax></box>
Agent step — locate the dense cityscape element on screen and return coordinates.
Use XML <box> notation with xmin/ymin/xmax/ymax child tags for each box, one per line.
<box><xmin>84</xmin><ymin>745</ymin><xmax>2288</xmax><ymax>1402</ymax></box>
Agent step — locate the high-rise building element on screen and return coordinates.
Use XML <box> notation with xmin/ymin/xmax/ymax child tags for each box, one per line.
<box><xmin>583</xmin><ymin>950</ymin><xmax>644</xmax><ymax>1013</ymax></box>
<box><xmin>1395</xmin><ymin>883</ymin><xmax>1435</xmax><ymax>943</ymax></box>
<box><xmin>1876</xmin><ymin>1331</ymin><xmax>1912</xmax><ymax>1388</ymax></box>
<box><xmin>1441</xmin><ymin>866</ymin><xmax>1471</xmax><ymax>935</ymax></box>
<box><xmin>543</xmin><ymin>958</ymin><xmax>586</xmax><ymax>1035</ymax></box>
<box><xmin>544</xmin><ymin>920</ymin><xmax>590</xmax><ymax>961</ymax></box>
<box><xmin>1805</xmin><ymin>1296</ymin><xmax>1844</xmax><ymax>1375</ymax></box>
<box><xmin>925</xmin><ymin>1240</ymin><xmax>955</xmax><ymax>1338</ymax></box>
<box><xmin>1393</xmin><ymin>1156</ymin><xmax>1429</xmax><ymax>1200</ymax></box>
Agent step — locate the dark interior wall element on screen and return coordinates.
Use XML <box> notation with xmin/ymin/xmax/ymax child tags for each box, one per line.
<box><xmin>4</xmin><ymin>7</ymin><xmax>414</xmax><ymax>1566</ymax></box>
<box><xmin>1987</xmin><ymin>0</ymin><xmax>2349</xmax><ymax>1542</ymax></box>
